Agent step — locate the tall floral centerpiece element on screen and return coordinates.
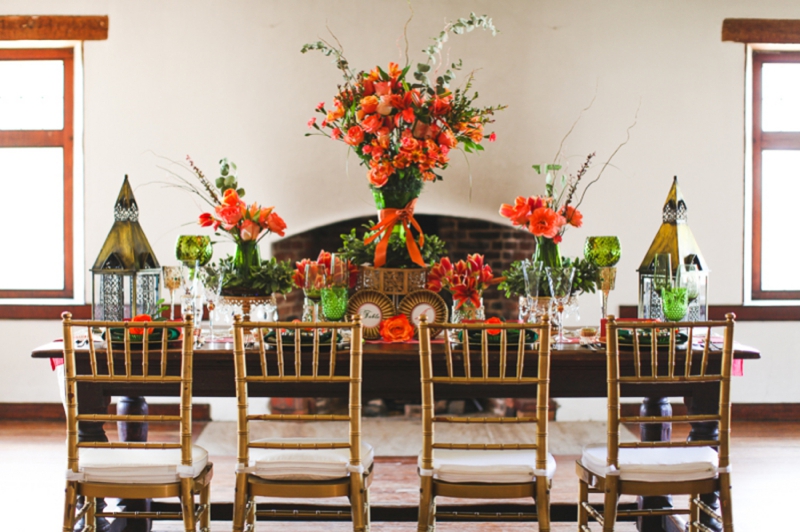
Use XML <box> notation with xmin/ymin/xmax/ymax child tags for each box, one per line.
<box><xmin>303</xmin><ymin>13</ymin><xmax>505</xmax><ymax>267</ymax></box>
<box><xmin>500</xmin><ymin>154</ymin><xmax>594</xmax><ymax>270</ymax></box>
<box><xmin>426</xmin><ymin>254</ymin><xmax>493</xmax><ymax>323</ymax></box>
<box><xmin>190</xmin><ymin>158</ymin><xmax>288</xmax><ymax>296</ymax></box>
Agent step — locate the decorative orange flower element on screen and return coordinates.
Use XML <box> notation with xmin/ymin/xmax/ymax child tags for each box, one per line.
<box><xmin>528</xmin><ymin>208</ymin><xmax>562</xmax><ymax>239</ymax></box>
<box><xmin>379</xmin><ymin>314</ymin><xmax>415</xmax><ymax>343</ymax></box>
<box><xmin>360</xmin><ymin>95</ymin><xmax>379</xmax><ymax>114</ymax></box>
<box><xmin>361</xmin><ymin>114</ymin><xmax>382</xmax><ymax>134</ymax></box>
<box><xmin>130</xmin><ymin>314</ymin><xmax>154</xmax><ymax>336</ymax></box>
<box><xmin>561</xmin><ymin>205</ymin><xmax>583</xmax><ymax>228</ymax></box>
<box><xmin>239</xmin><ymin>219</ymin><xmax>261</xmax><ymax>241</ymax></box>
<box><xmin>344</xmin><ymin>125</ymin><xmax>365</xmax><ymax>146</ymax></box>
<box><xmin>485</xmin><ymin>316</ymin><xmax>503</xmax><ymax>336</ymax></box>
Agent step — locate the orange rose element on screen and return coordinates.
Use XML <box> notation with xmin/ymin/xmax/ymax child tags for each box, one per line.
<box><xmin>215</xmin><ymin>202</ymin><xmax>243</xmax><ymax>230</ymax></box>
<box><xmin>360</xmin><ymin>95</ymin><xmax>379</xmax><ymax>114</ymax></box>
<box><xmin>130</xmin><ymin>314</ymin><xmax>154</xmax><ymax>336</ymax></box>
<box><xmin>485</xmin><ymin>316</ymin><xmax>503</xmax><ymax>336</ymax></box>
<box><xmin>361</xmin><ymin>114</ymin><xmax>383</xmax><ymax>134</ymax></box>
<box><xmin>368</xmin><ymin>167</ymin><xmax>389</xmax><ymax>188</ymax></box>
<box><xmin>379</xmin><ymin>314</ymin><xmax>415</xmax><ymax>343</ymax></box>
<box><xmin>344</xmin><ymin>125</ymin><xmax>365</xmax><ymax>146</ymax></box>
<box><xmin>265</xmin><ymin>211</ymin><xmax>286</xmax><ymax>236</ymax></box>
<box><xmin>376</xmin><ymin>95</ymin><xmax>394</xmax><ymax>116</ymax></box>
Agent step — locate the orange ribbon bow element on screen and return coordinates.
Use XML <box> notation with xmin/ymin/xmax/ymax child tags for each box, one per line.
<box><xmin>364</xmin><ymin>198</ymin><xmax>425</xmax><ymax>268</ymax></box>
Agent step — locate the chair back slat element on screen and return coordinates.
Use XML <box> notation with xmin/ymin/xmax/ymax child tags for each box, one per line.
<box><xmin>605</xmin><ymin>314</ymin><xmax>736</xmax><ymax>472</ymax></box>
<box><xmin>232</xmin><ymin>316</ymin><xmax>364</xmax><ymax>471</ymax></box>
<box><xmin>60</xmin><ymin>312</ymin><xmax>196</xmax><ymax>473</ymax></box>
<box><xmin>418</xmin><ymin>315</ymin><xmax>551</xmax><ymax>473</ymax></box>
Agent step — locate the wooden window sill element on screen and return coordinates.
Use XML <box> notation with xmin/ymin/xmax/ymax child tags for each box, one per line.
<box><xmin>618</xmin><ymin>304</ymin><xmax>800</xmax><ymax>321</ymax></box>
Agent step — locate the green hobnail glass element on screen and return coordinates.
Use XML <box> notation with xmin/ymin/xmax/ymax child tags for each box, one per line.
<box><xmin>583</xmin><ymin>236</ymin><xmax>621</xmax><ymax>268</ymax></box>
<box><xmin>661</xmin><ymin>286</ymin><xmax>688</xmax><ymax>321</ymax></box>
<box><xmin>175</xmin><ymin>235</ymin><xmax>213</xmax><ymax>267</ymax></box>
<box><xmin>321</xmin><ymin>286</ymin><xmax>349</xmax><ymax>321</ymax></box>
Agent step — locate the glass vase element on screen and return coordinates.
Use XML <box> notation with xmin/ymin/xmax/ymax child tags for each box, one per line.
<box><xmin>534</xmin><ymin>236</ymin><xmax>562</xmax><ymax>270</ymax></box>
<box><xmin>371</xmin><ymin>170</ymin><xmax>424</xmax><ymax>243</ymax></box>
<box><xmin>232</xmin><ymin>240</ymin><xmax>261</xmax><ymax>289</ymax></box>
<box><xmin>449</xmin><ymin>297</ymin><xmax>485</xmax><ymax>342</ymax></box>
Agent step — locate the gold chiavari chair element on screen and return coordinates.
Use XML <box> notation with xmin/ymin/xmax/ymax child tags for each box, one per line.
<box><xmin>60</xmin><ymin>312</ymin><xmax>213</xmax><ymax>532</ymax></box>
<box><xmin>417</xmin><ymin>314</ymin><xmax>554</xmax><ymax>532</ymax></box>
<box><xmin>576</xmin><ymin>314</ymin><xmax>736</xmax><ymax>532</ymax></box>
<box><xmin>232</xmin><ymin>315</ymin><xmax>371</xmax><ymax>532</ymax></box>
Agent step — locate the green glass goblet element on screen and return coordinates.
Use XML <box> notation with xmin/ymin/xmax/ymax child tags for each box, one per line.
<box><xmin>175</xmin><ymin>235</ymin><xmax>213</xmax><ymax>297</ymax></box>
<box><xmin>661</xmin><ymin>286</ymin><xmax>688</xmax><ymax>322</ymax></box>
<box><xmin>584</xmin><ymin>236</ymin><xmax>621</xmax><ymax>319</ymax></box>
<box><xmin>583</xmin><ymin>236</ymin><xmax>621</xmax><ymax>268</ymax></box>
<box><xmin>321</xmin><ymin>285</ymin><xmax>349</xmax><ymax>321</ymax></box>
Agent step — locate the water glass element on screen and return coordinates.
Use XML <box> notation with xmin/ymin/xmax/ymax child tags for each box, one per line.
<box><xmin>661</xmin><ymin>285</ymin><xmax>689</xmax><ymax>321</ymax></box>
<box><xmin>546</xmin><ymin>266</ymin><xmax>575</xmax><ymax>345</ymax></box>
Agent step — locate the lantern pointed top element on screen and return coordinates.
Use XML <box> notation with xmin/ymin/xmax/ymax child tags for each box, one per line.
<box><xmin>637</xmin><ymin>176</ymin><xmax>709</xmax><ymax>274</ymax></box>
<box><xmin>91</xmin><ymin>175</ymin><xmax>160</xmax><ymax>272</ymax></box>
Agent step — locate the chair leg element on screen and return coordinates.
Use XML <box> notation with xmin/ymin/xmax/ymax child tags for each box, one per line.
<box><xmin>180</xmin><ymin>477</ymin><xmax>196</xmax><ymax>531</ymax></box>
<box><xmin>232</xmin><ymin>472</ymin><xmax>249</xmax><ymax>532</ymax></box>
<box><xmin>349</xmin><ymin>472</ymin><xmax>366</xmax><ymax>532</ymax></box>
<box><xmin>603</xmin><ymin>475</ymin><xmax>619</xmax><ymax>532</ymax></box>
<box><xmin>363</xmin><ymin>477</ymin><xmax>371</xmax><ymax>530</ymax></box>
<box><xmin>418</xmin><ymin>475</ymin><xmax>433</xmax><ymax>532</ymax></box>
<box><xmin>689</xmin><ymin>493</ymin><xmax>700</xmax><ymax>532</ymax></box>
<box><xmin>199</xmin><ymin>480</ymin><xmax>211</xmax><ymax>532</ymax></box>
<box><xmin>578</xmin><ymin>479</ymin><xmax>590</xmax><ymax>529</ymax></box>
<box><xmin>718</xmin><ymin>473</ymin><xmax>734</xmax><ymax>532</ymax></box>
<box><xmin>535</xmin><ymin>476</ymin><xmax>551</xmax><ymax>532</ymax></box>
<box><xmin>85</xmin><ymin>497</ymin><xmax>96</xmax><ymax>532</ymax></box>
<box><xmin>246</xmin><ymin>495</ymin><xmax>256</xmax><ymax>529</ymax></box>
<box><xmin>62</xmin><ymin>481</ymin><xmax>78</xmax><ymax>532</ymax></box>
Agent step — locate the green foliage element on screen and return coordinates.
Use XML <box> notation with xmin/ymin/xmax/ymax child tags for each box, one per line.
<box><xmin>218</xmin><ymin>256</ymin><xmax>294</xmax><ymax>296</ymax></box>
<box><xmin>563</xmin><ymin>256</ymin><xmax>599</xmax><ymax>296</ymax></box>
<box><xmin>499</xmin><ymin>256</ymin><xmax>599</xmax><ymax>298</ymax></box>
<box><xmin>338</xmin><ymin>222</ymin><xmax>448</xmax><ymax>269</ymax></box>
<box><xmin>151</xmin><ymin>298</ymin><xmax>170</xmax><ymax>321</ymax></box>
<box><xmin>214</xmin><ymin>158</ymin><xmax>245</xmax><ymax>197</ymax></box>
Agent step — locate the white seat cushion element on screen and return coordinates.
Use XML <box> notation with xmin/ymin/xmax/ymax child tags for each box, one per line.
<box><xmin>419</xmin><ymin>449</ymin><xmax>557</xmax><ymax>484</ymax></box>
<box><xmin>79</xmin><ymin>445</ymin><xmax>209</xmax><ymax>483</ymax></box>
<box><xmin>249</xmin><ymin>438</ymin><xmax>374</xmax><ymax>481</ymax></box>
<box><xmin>581</xmin><ymin>443</ymin><xmax>719</xmax><ymax>482</ymax></box>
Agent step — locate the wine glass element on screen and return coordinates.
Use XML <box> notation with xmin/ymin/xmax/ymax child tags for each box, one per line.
<box><xmin>303</xmin><ymin>262</ymin><xmax>327</xmax><ymax>322</ymax></box>
<box><xmin>584</xmin><ymin>236</ymin><xmax>621</xmax><ymax>320</ymax></box>
<box><xmin>175</xmin><ymin>235</ymin><xmax>213</xmax><ymax>296</ymax></box>
<box><xmin>321</xmin><ymin>253</ymin><xmax>349</xmax><ymax>321</ymax></box>
<box><xmin>162</xmin><ymin>265</ymin><xmax>183</xmax><ymax>320</ymax></box>
<box><xmin>546</xmin><ymin>266</ymin><xmax>575</xmax><ymax>345</ymax></box>
<box><xmin>520</xmin><ymin>259</ymin><xmax>543</xmax><ymax>323</ymax></box>
<box><xmin>200</xmin><ymin>265</ymin><xmax>224</xmax><ymax>341</ymax></box>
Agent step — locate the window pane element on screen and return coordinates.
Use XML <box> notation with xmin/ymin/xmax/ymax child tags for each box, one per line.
<box><xmin>0</xmin><ymin>148</ymin><xmax>64</xmax><ymax>290</ymax></box>
<box><xmin>761</xmin><ymin>150</ymin><xmax>800</xmax><ymax>291</ymax></box>
<box><xmin>0</xmin><ymin>60</ymin><xmax>64</xmax><ymax>130</ymax></box>
<box><xmin>762</xmin><ymin>63</ymin><xmax>800</xmax><ymax>132</ymax></box>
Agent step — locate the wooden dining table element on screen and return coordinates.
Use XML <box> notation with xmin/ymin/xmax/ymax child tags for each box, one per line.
<box><xmin>32</xmin><ymin>337</ymin><xmax>760</xmax><ymax>532</ymax></box>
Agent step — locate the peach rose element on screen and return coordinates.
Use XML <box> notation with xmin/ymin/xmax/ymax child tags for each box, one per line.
<box><xmin>376</xmin><ymin>95</ymin><xmax>394</xmax><ymax>116</ymax></box>
<box><xmin>215</xmin><ymin>203</ymin><xmax>243</xmax><ymax>230</ymax></box>
<box><xmin>239</xmin><ymin>219</ymin><xmax>261</xmax><ymax>241</ymax></box>
<box><xmin>379</xmin><ymin>314</ymin><xmax>415</xmax><ymax>343</ymax></box>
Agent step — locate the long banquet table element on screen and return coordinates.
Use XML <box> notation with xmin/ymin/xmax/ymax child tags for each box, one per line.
<box><xmin>32</xmin><ymin>338</ymin><xmax>760</xmax><ymax>532</ymax></box>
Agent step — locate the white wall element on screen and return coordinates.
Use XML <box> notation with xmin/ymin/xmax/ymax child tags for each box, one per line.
<box><xmin>3</xmin><ymin>1</ymin><xmax>798</xmax><ymax>420</ymax></box>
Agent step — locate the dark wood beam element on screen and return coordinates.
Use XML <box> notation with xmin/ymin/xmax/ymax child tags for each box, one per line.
<box><xmin>0</xmin><ymin>304</ymin><xmax>91</xmax><ymax>320</ymax></box>
<box><xmin>722</xmin><ymin>18</ymin><xmax>800</xmax><ymax>44</ymax></box>
<box><xmin>0</xmin><ymin>15</ymin><xmax>108</xmax><ymax>40</ymax></box>
<box><xmin>618</xmin><ymin>304</ymin><xmax>800</xmax><ymax>321</ymax></box>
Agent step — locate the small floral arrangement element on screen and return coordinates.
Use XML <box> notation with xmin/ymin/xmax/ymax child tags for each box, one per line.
<box><xmin>499</xmin><ymin>154</ymin><xmax>594</xmax><ymax>244</ymax></box>
<box><xmin>195</xmin><ymin>158</ymin><xmax>287</xmax><ymax>242</ymax></box>
<box><xmin>498</xmin><ymin>256</ymin><xmax>599</xmax><ymax>298</ymax></box>
<box><xmin>338</xmin><ymin>222</ymin><xmax>448</xmax><ymax>269</ymax></box>
<box><xmin>379</xmin><ymin>314</ymin><xmax>415</xmax><ymax>343</ymax></box>
<box><xmin>426</xmin><ymin>254</ymin><xmax>494</xmax><ymax>309</ymax></box>
<box><xmin>292</xmin><ymin>250</ymin><xmax>359</xmax><ymax>291</ymax></box>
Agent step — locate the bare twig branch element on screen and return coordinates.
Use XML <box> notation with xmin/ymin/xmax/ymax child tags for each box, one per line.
<box><xmin>554</xmin><ymin>86</ymin><xmax>597</xmax><ymax>163</ymax></box>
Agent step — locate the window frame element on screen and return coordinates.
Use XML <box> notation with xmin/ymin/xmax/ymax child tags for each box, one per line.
<box><xmin>0</xmin><ymin>46</ymin><xmax>76</xmax><ymax>300</ymax></box>
<box><xmin>748</xmin><ymin>50</ymin><xmax>800</xmax><ymax>303</ymax></box>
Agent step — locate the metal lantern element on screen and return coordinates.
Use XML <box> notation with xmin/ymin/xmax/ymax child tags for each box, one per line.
<box><xmin>91</xmin><ymin>176</ymin><xmax>161</xmax><ymax>320</ymax></box>
<box><xmin>637</xmin><ymin>176</ymin><xmax>709</xmax><ymax>321</ymax></box>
